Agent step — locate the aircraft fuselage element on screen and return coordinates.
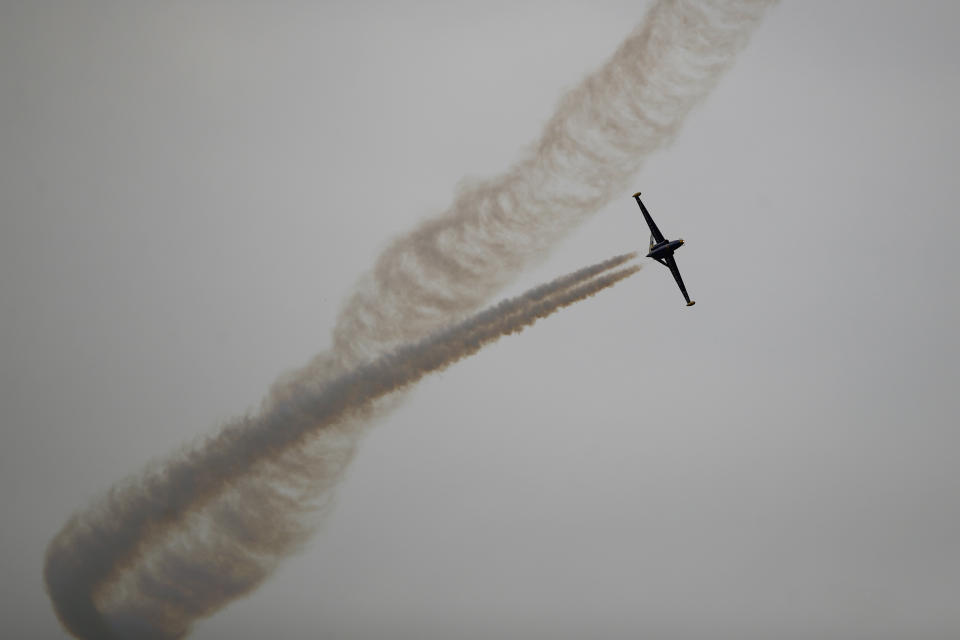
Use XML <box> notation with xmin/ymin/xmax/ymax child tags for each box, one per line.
<box><xmin>647</xmin><ymin>238</ymin><xmax>685</xmax><ymax>260</ymax></box>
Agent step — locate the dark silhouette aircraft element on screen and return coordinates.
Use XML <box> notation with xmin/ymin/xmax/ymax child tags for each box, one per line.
<box><xmin>633</xmin><ymin>192</ymin><xmax>695</xmax><ymax>306</ymax></box>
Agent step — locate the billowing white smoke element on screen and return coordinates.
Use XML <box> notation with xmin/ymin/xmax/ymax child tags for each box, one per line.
<box><xmin>328</xmin><ymin>0</ymin><xmax>775</xmax><ymax>367</ymax></box>
<box><xmin>44</xmin><ymin>1</ymin><xmax>775</xmax><ymax>637</ymax></box>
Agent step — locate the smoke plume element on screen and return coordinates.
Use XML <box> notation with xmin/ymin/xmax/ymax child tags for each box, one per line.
<box><xmin>46</xmin><ymin>256</ymin><xmax>638</xmax><ymax>639</ymax></box>
<box><xmin>45</xmin><ymin>0</ymin><xmax>775</xmax><ymax>637</ymax></box>
<box><xmin>329</xmin><ymin>0</ymin><xmax>775</xmax><ymax>367</ymax></box>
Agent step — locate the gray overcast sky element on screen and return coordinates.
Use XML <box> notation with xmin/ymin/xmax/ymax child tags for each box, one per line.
<box><xmin>2</xmin><ymin>1</ymin><xmax>959</xmax><ymax>638</ymax></box>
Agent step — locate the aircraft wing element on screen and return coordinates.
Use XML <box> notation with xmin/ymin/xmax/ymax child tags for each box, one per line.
<box><xmin>634</xmin><ymin>193</ymin><xmax>666</xmax><ymax>246</ymax></box>
<box><xmin>663</xmin><ymin>254</ymin><xmax>695</xmax><ymax>306</ymax></box>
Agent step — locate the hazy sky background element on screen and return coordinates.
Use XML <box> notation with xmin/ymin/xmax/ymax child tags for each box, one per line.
<box><xmin>2</xmin><ymin>1</ymin><xmax>959</xmax><ymax>638</ymax></box>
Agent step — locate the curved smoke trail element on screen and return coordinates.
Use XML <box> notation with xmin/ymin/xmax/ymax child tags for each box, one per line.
<box><xmin>328</xmin><ymin>0</ymin><xmax>775</xmax><ymax>367</ymax></box>
<box><xmin>45</xmin><ymin>0</ymin><xmax>775</xmax><ymax>637</ymax></box>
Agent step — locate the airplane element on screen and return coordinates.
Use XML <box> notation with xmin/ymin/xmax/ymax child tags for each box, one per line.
<box><xmin>633</xmin><ymin>192</ymin><xmax>695</xmax><ymax>306</ymax></box>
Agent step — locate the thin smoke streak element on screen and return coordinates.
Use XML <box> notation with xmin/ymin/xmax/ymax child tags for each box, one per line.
<box><xmin>45</xmin><ymin>0</ymin><xmax>775</xmax><ymax>637</ymax></box>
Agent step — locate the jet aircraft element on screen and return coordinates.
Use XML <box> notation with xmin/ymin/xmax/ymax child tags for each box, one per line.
<box><xmin>633</xmin><ymin>192</ymin><xmax>695</xmax><ymax>306</ymax></box>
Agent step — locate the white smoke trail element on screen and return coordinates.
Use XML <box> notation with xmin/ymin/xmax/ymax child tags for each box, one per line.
<box><xmin>44</xmin><ymin>0</ymin><xmax>775</xmax><ymax>637</ymax></box>
<box><xmin>46</xmin><ymin>256</ymin><xmax>639</xmax><ymax>639</ymax></box>
<box><xmin>328</xmin><ymin>0</ymin><xmax>775</xmax><ymax>367</ymax></box>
